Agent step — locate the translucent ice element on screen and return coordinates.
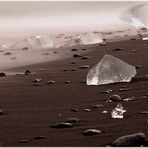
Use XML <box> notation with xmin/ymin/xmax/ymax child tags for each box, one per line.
<box><xmin>111</xmin><ymin>103</ymin><xmax>126</xmax><ymax>119</ymax></box>
<box><xmin>66</xmin><ymin>33</ymin><xmax>103</xmax><ymax>46</ymax></box>
<box><xmin>120</xmin><ymin>4</ymin><xmax>148</xmax><ymax>29</ymax></box>
<box><xmin>87</xmin><ymin>54</ymin><xmax>137</xmax><ymax>85</ymax></box>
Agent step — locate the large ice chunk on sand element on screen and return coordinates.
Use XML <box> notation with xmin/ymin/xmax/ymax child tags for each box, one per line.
<box><xmin>87</xmin><ymin>54</ymin><xmax>137</xmax><ymax>85</ymax></box>
<box><xmin>77</xmin><ymin>33</ymin><xmax>103</xmax><ymax>45</ymax></box>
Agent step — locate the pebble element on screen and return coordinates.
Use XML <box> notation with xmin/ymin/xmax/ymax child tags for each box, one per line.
<box><xmin>102</xmin><ymin>110</ymin><xmax>108</xmax><ymax>114</ymax></box>
<box><xmin>4</xmin><ymin>52</ymin><xmax>12</xmax><ymax>55</ymax></box>
<box><xmin>71</xmin><ymin>69</ymin><xmax>77</xmax><ymax>71</ymax></box>
<box><xmin>123</xmin><ymin>96</ymin><xmax>136</xmax><ymax>102</ymax></box>
<box><xmin>65</xmin><ymin>81</ymin><xmax>71</xmax><ymax>84</ymax></box>
<box><xmin>22</xmin><ymin>47</ymin><xmax>29</xmax><ymax>50</ymax></box>
<box><xmin>132</xmin><ymin>50</ymin><xmax>137</xmax><ymax>52</ymax></box>
<box><xmin>118</xmin><ymin>88</ymin><xmax>130</xmax><ymax>91</ymax></box>
<box><xmin>52</xmin><ymin>122</ymin><xmax>73</xmax><ymax>128</ymax></box>
<box><xmin>47</xmin><ymin>80</ymin><xmax>55</xmax><ymax>84</ymax></box>
<box><xmin>83</xmin><ymin>109</ymin><xmax>91</xmax><ymax>112</ymax></box>
<box><xmin>80</xmin><ymin>65</ymin><xmax>90</xmax><ymax>69</ymax></box>
<box><xmin>113</xmin><ymin>48</ymin><xmax>123</xmax><ymax>51</ymax></box>
<box><xmin>81</xmin><ymin>80</ymin><xmax>86</xmax><ymax>83</ymax></box>
<box><xmin>24</xmin><ymin>70</ymin><xmax>31</xmax><ymax>75</ymax></box>
<box><xmin>63</xmin><ymin>69</ymin><xmax>68</xmax><ymax>72</ymax></box>
<box><xmin>34</xmin><ymin>136</ymin><xmax>45</xmax><ymax>140</ymax></box>
<box><xmin>71</xmin><ymin>108</ymin><xmax>79</xmax><ymax>112</ymax></box>
<box><xmin>33</xmin><ymin>79</ymin><xmax>42</xmax><ymax>83</ymax></box>
<box><xmin>82</xmin><ymin>48</ymin><xmax>87</xmax><ymax>51</ymax></box>
<box><xmin>18</xmin><ymin>139</ymin><xmax>29</xmax><ymax>143</ymax></box>
<box><xmin>66</xmin><ymin>117</ymin><xmax>80</xmax><ymax>123</ymax></box>
<box><xmin>102</xmin><ymin>89</ymin><xmax>113</xmax><ymax>94</ymax></box>
<box><xmin>81</xmin><ymin>56</ymin><xmax>91</xmax><ymax>60</ymax></box>
<box><xmin>93</xmin><ymin>104</ymin><xmax>103</xmax><ymax>109</ymax></box>
<box><xmin>0</xmin><ymin>72</ymin><xmax>6</xmax><ymax>77</ymax></box>
<box><xmin>112</xmin><ymin>133</ymin><xmax>146</xmax><ymax>146</ymax></box>
<box><xmin>107</xmin><ymin>94</ymin><xmax>122</xmax><ymax>102</ymax></box>
<box><xmin>83</xmin><ymin>129</ymin><xmax>102</xmax><ymax>136</ymax></box>
<box><xmin>40</xmin><ymin>69</ymin><xmax>45</xmax><ymax>71</ymax></box>
<box><xmin>73</xmin><ymin>54</ymin><xmax>82</xmax><ymax>58</ymax></box>
<box><xmin>71</xmin><ymin>48</ymin><xmax>78</xmax><ymax>51</ymax></box>
<box><xmin>71</xmin><ymin>61</ymin><xmax>76</xmax><ymax>64</ymax></box>
<box><xmin>0</xmin><ymin>109</ymin><xmax>3</xmax><ymax>115</ymax></box>
<box><xmin>139</xmin><ymin>111</ymin><xmax>148</xmax><ymax>114</ymax></box>
<box><xmin>136</xmin><ymin>65</ymin><xmax>142</xmax><ymax>69</ymax></box>
<box><xmin>138</xmin><ymin>96</ymin><xmax>148</xmax><ymax>99</ymax></box>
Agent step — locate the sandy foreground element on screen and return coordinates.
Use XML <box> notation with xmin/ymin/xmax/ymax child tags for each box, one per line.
<box><xmin>0</xmin><ymin>38</ymin><xmax>148</xmax><ymax>146</ymax></box>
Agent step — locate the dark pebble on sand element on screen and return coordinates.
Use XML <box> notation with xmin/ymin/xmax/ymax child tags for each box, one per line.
<box><xmin>102</xmin><ymin>89</ymin><xmax>113</xmax><ymax>94</ymax></box>
<box><xmin>47</xmin><ymin>80</ymin><xmax>55</xmax><ymax>84</ymax></box>
<box><xmin>83</xmin><ymin>109</ymin><xmax>91</xmax><ymax>112</ymax></box>
<box><xmin>0</xmin><ymin>72</ymin><xmax>6</xmax><ymax>77</ymax></box>
<box><xmin>65</xmin><ymin>81</ymin><xmax>71</xmax><ymax>84</ymax></box>
<box><xmin>82</xmin><ymin>48</ymin><xmax>87</xmax><ymax>51</ymax></box>
<box><xmin>0</xmin><ymin>109</ymin><xmax>3</xmax><ymax>115</ymax></box>
<box><xmin>22</xmin><ymin>47</ymin><xmax>29</xmax><ymax>50</ymax></box>
<box><xmin>132</xmin><ymin>50</ymin><xmax>137</xmax><ymax>52</ymax></box>
<box><xmin>71</xmin><ymin>69</ymin><xmax>77</xmax><ymax>71</ymax></box>
<box><xmin>139</xmin><ymin>111</ymin><xmax>148</xmax><ymax>114</ymax></box>
<box><xmin>136</xmin><ymin>65</ymin><xmax>142</xmax><ymax>69</ymax></box>
<box><xmin>118</xmin><ymin>88</ymin><xmax>130</xmax><ymax>91</ymax></box>
<box><xmin>63</xmin><ymin>69</ymin><xmax>68</xmax><ymax>72</ymax></box>
<box><xmin>83</xmin><ymin>129</ymin><xmax>102</xmax><ymax>136</ymax></box>
<box><xmin>71</xmin><ymin>48</ymin><xmax>78</xmax><ymax>51</ymax></box>
<box><xmin>71</xmin><ymin>61</ymin><xmax>76</xmax><ymax>64</ymax></box>
<box><xmin>112</xmin><ymin>133</ymin><xmax>146</xmax><ymax>146</ymax></box>
<box><xmin>66</xmin><ymin>117</ymin><xmax>80</xmax><ymax>123</ymax></box>
<box><xmin>4</xmin><ymin>52</ymin><xmax>12</xmax><ymax>55</ymax></box>
<box><xmin>18</xmin><ymin>139</ymin><xmax>29</xmax><ymax>143</ymax></box>
<box><xmin>52</xmin><ymin>122</ymin><xmax>73</xmax><ymax>128</ymax></box>
<box><xmin>130</xmin><ymin>38</ymin><xmax>136</xmax><ymax>40</ymax></box>
<box><xmin>81</xmin><ymin>56</ymin><xmax>91</xmax><ymax>60</ymax></box>
<box><xmin>34</xmin><ymin>136</ymin><xmax>45</xmax><ymax>140</ymax></box>
<box><xmin>81</xmin><ymin>80</ymin><xmax>86</xmax><ymax>83</ymax></box>
<box><xmin>92</xmin><ymin>104</ymin><xmax>103</xmax><ymax>109</ymax></box>
<box><xmin>73</xmin><ymin>54</ymin><xmax>82</xmax><ymax>58</ymax></box>
<box><xmin>71</xmin><ymin>108</ymin><xmax>79</xmax><ymax>112</ymax></box>
<box><xmin>113</xmin><ymin>47</ymin><xmax>123</xmax><ymax>51</ymax></box>
<box><xmin>80</xmin><ymin>65</ymin><xmax>90</xmax><ymax>69</ymax></box>
<box><xmin>33</xmin><ymin>79</ymin><xmax>42</xmax><ymax>83</ymax></box>
<box><xmin>24</xmin><ymin>70</ymin><xmax>31</xmax><ymax>75</ymax></box>
<box><xmin>107</xmin><ymin>94</ymin><xmax>122</xmax><ymax>102</ymax></box>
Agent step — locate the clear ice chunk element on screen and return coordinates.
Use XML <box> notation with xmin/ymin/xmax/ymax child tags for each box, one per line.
<box><xmin>111</xmin><ymin>103</ymin><xmax>126</xmax><ymax>119</ymax></box>
<box><xmin>87</xmin><ymin>54</ymin><xmax>137</xmax><ymax>85</ymax></box>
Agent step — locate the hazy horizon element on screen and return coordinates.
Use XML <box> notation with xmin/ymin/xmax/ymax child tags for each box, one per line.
<box><xmin>0</xmin><ymin>1</ymin><xmax>147</xmax><ymax>44</ymax></box>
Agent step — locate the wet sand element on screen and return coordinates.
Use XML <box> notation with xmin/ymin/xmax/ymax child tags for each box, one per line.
<box><xmin>0</xmin><ymin>38</ymin><xmax>148</xmax><ymax>146</ymax></box>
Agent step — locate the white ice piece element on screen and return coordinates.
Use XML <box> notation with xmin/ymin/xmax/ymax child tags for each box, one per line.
<box><xmin>87</xmin><ymin>54</ymin><xmax>137</xmax><ymax>85</ymax></box>
<box><xmin>111</xmin><ymin>103</ymin><xmax>126</xmax><ymax>119</ymax></box>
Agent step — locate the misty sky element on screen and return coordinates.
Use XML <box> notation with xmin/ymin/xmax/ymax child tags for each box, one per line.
<box><xmin>0</xmin><ymin>1</ymin><xmax>147</xmax><ymax>43</ymax></box>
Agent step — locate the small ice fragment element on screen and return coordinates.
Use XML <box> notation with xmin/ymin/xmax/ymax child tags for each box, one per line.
<box><xmin>111</xmin><ymin>103</ymin><xmax>126</xmax><ymax>119</ymax></box>
<box><xmin>87</xmin><ymin>54</ymin><xmax>137</xmax><ymax>85</ymax></box>
<box><xmin>142</xmin><ymin>37</ymin><xmax>148</xmax><ymax>40</ymax></box>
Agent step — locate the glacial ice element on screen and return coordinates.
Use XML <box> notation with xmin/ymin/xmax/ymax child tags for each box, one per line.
<box><xmin>75</xmin><ymin>33</ymin><xmax>103</xmax><ymax>45</ymax></box>
<box><xmin>120</xmin><ymin>4</ymin><xmax>148</xmax><ymax>29</ymax></box>
<box><xmin>2</xmin><ymin>35</ymin><xmax>55</xmax><ymax>50</ymax></box>
<box><xmin>111</xmin><ymin>103</ymin><xmax>126</xmax><ymax>119</ymax></box>
<box><xmin>87</xmin><ymin>54</ymin><xmax>137</xmax><ymax>85</ymax></box>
